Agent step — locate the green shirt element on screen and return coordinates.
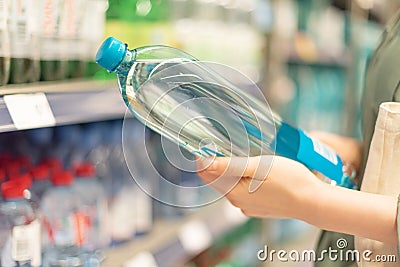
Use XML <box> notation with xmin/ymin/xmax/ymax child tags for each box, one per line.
<box><xmin>316</xmin><ymin>10</ymin><xmax>400</xmax><ymax>267</ymax></box>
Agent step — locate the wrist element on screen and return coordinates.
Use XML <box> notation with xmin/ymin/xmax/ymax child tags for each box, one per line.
<box><xmin>292</xmin><ymin>173</ymin><xmax>329</xmax><ymax>223</ymax></box>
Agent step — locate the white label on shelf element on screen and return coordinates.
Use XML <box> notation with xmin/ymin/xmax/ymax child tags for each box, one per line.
<box><xmin>124</xmin><ymin>252</ymin><xmax>158</xmax><ymax>267</ymax></box>
<box><xmin>5</xmin><ymin>93</ymin><xmax>56</xmax><ymax>130</ymax></box>
<box><xmin>178</xmin><ymin>220</ymin><xmax>212</xmax><ymax>255</ymax></box>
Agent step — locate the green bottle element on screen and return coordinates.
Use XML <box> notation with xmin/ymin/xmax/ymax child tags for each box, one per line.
<box><xmin>38</xmin><ymin>0</ymin><xmax>68</xmax><ymax>81</ymax></box>
<box><xmin>8</xmin><ymin>0</ymin><xmax>40</xmax><ymax>84</ymax></box>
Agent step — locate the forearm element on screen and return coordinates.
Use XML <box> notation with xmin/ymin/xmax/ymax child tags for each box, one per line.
<box><xmin>301</xmin><ymin>183</ymin><xmax>398</xmax><ymax>245</ymax></box>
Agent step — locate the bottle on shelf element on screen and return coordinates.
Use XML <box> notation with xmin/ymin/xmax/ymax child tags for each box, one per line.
<box><xmin>40</xmin><ymin>170</ymin><xmax>84</xmax><ymax>267</ymax></box>
<box><xmin>59</xmin><ymin>0</ymin><xmax>87</xmax><ymax>78</ymax></box>
<box><xmin>29</xmin><ymin>164</ymin><xmax>51</xmax><ymax>200</ymax></box>
<box><xmin>83</xmin><ymin>0</ymin><xmax>108</xmax><ymax>78</ymax></box>
<box><xmin>106</xmin><ymin>122</ymin><xmax>140</xmax><ymax>244</ymax></box>
<box><xmin>0</xmin><ymin>0</ymin><xmax>10</xmax><ymax>86</ymax></box>
<box><xmin>0</xmin><ymin>180</ymin><xmax>41</xmax><ymax>267</ymax></box>
<box><xmin>121</xmin><ymin>119</ymin><xmax>154</xmax><ymax>232</ymax></box>
<box><xmin>73</xmin><ymin>162</ymin><xmax>109</xmax><ymax>262</ymax></box>
<box><xmin>8</xmin><ymin>0</ymin><xmax>40</xmax><ymax>84</ymax></box>
<box><xmin>96</xmin><ymin>37</ymin><xmax>357</xmax><ymax>189</ymax></box>
<box><xmin>37</xmin><ymin>0</ymin><xmax>68</xmax><ymax>81</ymax></box>
<box><xmin>8</xmin><ymin>172</ymin><xmax>41</xmax><ymax>211</ymax></box>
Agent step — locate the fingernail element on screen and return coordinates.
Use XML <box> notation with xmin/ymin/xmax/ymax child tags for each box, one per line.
<box><xmin>198</xmin><ymin>157</ymin><xmax>218</xmax><ymax>172</ymax></box>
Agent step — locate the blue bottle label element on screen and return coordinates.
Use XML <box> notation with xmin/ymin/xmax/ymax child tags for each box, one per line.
<box><xmin>297</xmin><ymin>129</ymin><xmax>343</xmax><ymax>184</ymax></box>
<box><xmin>273</xmin><ymin>122</ymin><xmax>344</xmax><ymax>184</ymax></box>
<box><xmin>307</xmin><ymin>132</ymin><xmax>338</xmax><ymax>165</ymax></box>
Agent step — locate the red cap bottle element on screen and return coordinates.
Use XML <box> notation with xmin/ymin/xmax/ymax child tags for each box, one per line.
<box><xmin>30</xmin><ymin>164</ymin><xmax>50</xmax><ymax>182</ymax></box>
<box><xmin>51</xmin><ymin>170</ymin><xmax>74</xmax><ymax>186</ymax></box>
<box><xmin>74</xmin><ymin>162</ymin><xmax>96</xmax><ymax>179</ymax></box>
<box><xmin>1</xmin><ymin>180</ymin><xmax>28</xmax><ymax>199</ymax></box>
<box><xmin>8</xmin><ymin>173</ymin><xmax>32</xmax><ymax>189</ymax></box>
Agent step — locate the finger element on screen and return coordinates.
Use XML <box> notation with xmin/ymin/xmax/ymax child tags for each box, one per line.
<box><xmin>244</xmin><ymin>156</ymin><xmax>274</xmax><ymax>193</ymax></box>
<box><xmin>197</xmin><ymin>156</ymin><xmax>274</xmax><ymax>193</ymax></box>
<box><xmin>197</xmin><ymin>157</ymin><xmax>248</xmax><ymax>195</ymax></box>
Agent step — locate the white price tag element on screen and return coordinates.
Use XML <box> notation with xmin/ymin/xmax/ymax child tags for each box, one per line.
<box><xmin>11</xmin><ymin>219</ymin><xmax>41</xmax><ymax>265</ymax></box>
<box><xmin>12</xmin><ymin>224</ymin><xmax>32</xmax><ymax>261</ymax></box>
<box><xmin>124</xmin><ymin>252</ymin><xmax>158</xmax><ymax>267</ymax></box>
<box><xmin>178</xmin><ymin>220</ymin><xmax>212</xmax><ymax>255</ymax></box>
<box><xmin>5</xmin><ymin>93</ymin><xmax>56</xmax><ymax>130</ymax></box>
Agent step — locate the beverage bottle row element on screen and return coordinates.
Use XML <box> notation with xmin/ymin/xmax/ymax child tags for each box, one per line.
<box><xmin>0</xmin><ymin>0</ymin><xmax>108</xmax><ymax>86</ymax></box>
<box><xmin>0</xmin><ymin>116</ymin><xmax>217</xmax><ymax>264</ymax></box>
<box><xmin>0</xmin><ymin>155</ymin><xmax>109</xmax><ymax>267</ymax></box>
<box><xmin>0</xmin><ymin>118</ymin><xmax>189</xmax><ymax>265</ymax></box>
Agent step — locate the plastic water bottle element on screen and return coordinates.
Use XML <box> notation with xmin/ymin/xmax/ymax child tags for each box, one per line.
<box><xmin>73</xmin><ymin>162</ymin><xmax>109</xmax><ymax>258</ymax></box>
<box><xmin>29</xmin><ymin>164</ymin><xmax>51</xmax><ymax>200</ymax></box>
<box><xmin>8</xmin><ymin>173</ymin><xmax>41</xmax><ymax>212</ymax></box>
<box><xmin>96</xmin><ymin>37</ymin><xmax>357</xmax><ymax>188</ymax></box>
<box><xmin>40</xmin><ymin>170</ymin><xmax>83</xmax><ymax>267</ymax></box>
<box><xmin>37</xmin><ymin>0</ymin><xmax>68</xmax><ymax>81</ymax></box>
<box><xmin>106</xmin><ymin>122</ymin><xmax>140</xmax><ymax>243</ymax></box>
<box><xmin>8</xmin><ymin>0</ymin><xmax>40</xmax><ymax>84</ymax></box>
<box><xmin>0</xmin><ymin>180</ymin><xmax>41</xmax><ymax>267</ymax></box>
<box><xmin>0</xmin><ymin>0</ymin><xmax>10</xmax><ymax>85</ymax></box>
<box><xmin>82</xmin><ymin>0</ymin><xmax>108</xmax><ymax>78</ymax></box>
<box><xmin>59</xmin><ymin>0</ymin><xmax>87</xmax><ymax>78</ymax></box>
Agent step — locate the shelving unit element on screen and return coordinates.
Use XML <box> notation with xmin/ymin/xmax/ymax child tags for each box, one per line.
<box><xmin>104</xmin><ymin>200</ymin><xmax>248</xmax><ymax>267</ymax></box>
<box><xmin>0</xmin><ymin>80</ymin><xmax>251</xmax><ymax>267</ymax></box>
<box><xmin>0</xmin><ymin>80</ymin><xmax>127</xmax><ymax>132</ymax></box>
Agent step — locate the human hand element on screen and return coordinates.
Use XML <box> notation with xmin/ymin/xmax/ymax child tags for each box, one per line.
<box><xmin>197</xmin><ymin>156</ymin><xmax>325</xmax><ymax>220</ymax></box>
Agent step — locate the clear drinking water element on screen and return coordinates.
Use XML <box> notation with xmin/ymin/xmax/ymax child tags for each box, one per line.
<box><xmin>0</xmin><ymin>181</ymin><xmax>41</xmax><ymax>267</ymax></box>
<box><xmin>96</xmin><ymin>37</ymin><xmax>357</xmax><ymax>188</ymax></box>
<box><xmin>73</xmin><ymin>162</ymin><xmax>109</xmax><ymax>254</ymax></box>
<box><xmin>41</xmin><ymin>171</ymin><xmax>84</xmax><ymax>267</ymax></box>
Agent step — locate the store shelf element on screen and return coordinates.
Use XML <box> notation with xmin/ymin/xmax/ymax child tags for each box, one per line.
<box><xmin>0</xmin><ymin>80</ymin><xmax>127</xmax><ymax>133</ymax></box>
<box><xmin>104</xmin><ymin>200</ymin><xmax>248</xmax><ymax>267</ymax></box>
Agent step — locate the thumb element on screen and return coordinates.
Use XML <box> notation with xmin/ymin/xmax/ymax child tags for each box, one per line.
<box><xmin>197</xmin><ymin>156</ymin><xmax>274</xmax><ymax>193</ymax></box>
<box><xmin>197</xmin><ymin>156</ymin><xmax>273</xmax><ymax>178</ymax></box>
<box><xmin>196</xmin><ymin>157</ymin><xmax>245</xmax><ymax>195</ymax></box>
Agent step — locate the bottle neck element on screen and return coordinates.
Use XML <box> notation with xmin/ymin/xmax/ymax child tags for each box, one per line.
<box><xmin>115</xmin><ymin>49</ymin><xmax>136</xmax><ymax>76</ymax></box>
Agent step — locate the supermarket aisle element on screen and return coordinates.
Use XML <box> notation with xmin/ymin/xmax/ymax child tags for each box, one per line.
<box><xmin>0</xmin><ymin>0</ymin><xmax>397</xmax><ymax>266</ymax></box>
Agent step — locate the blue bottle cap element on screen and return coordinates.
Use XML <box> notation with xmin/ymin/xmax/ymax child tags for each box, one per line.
<box><xmin>96</xmin><ymin>37</ymin><xmax>127</xmax><ymax>72</ymax></box>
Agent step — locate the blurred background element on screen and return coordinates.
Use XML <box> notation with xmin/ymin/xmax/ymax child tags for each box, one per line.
<box><xmin>0</xmin><ymin>0</ymin><xmax>398</xmax><ymax>266</ymax></box>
